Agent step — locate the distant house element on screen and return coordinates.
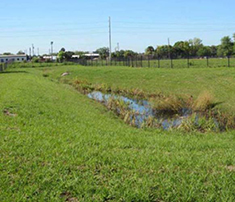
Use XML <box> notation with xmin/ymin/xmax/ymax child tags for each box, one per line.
<box><xmin>72</xmin><ymin>53</ymin><xmax>100</xmax><ymax>60</ymax></box>
<box><xmin>84</xmin><ymin>53</ymin><xmax>99</xmax><ymax>59</ymax></box>
<box><xmin>0</xmin><ymin>54</ymin><xmax>27</xmax><ymax>63</ymax></box>
<box><xmin>42</xmin><ymin>56</ymin><xmax>57</xmax><ymax>61</ymax></box>
<box><xmin>71</xmin><ymin>55</ymin><xmax>80</xmax><ymax>59</ymax></box>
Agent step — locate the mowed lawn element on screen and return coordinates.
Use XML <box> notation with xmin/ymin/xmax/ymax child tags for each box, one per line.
<box><xmin>0</xmin><ymin>67</ymin><xmax>235</xmax><ymax>201</ymax></box>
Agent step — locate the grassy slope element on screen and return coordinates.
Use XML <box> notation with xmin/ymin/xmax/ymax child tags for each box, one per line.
<box><xmin>47</xmin><ymin>65</ymin><xmax>235</xmax><ymax>113</ymax></box>
<box><xmin>0</xmin><ymin>68</ymin><xmax>235</xmax><ymax>201</ymax></box>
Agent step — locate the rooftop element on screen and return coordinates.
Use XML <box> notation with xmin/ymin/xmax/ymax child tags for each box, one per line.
<box><xmin>0</xmin><ymin>54</ymin><xmax>27</xmax><ymax>58</ymax></box>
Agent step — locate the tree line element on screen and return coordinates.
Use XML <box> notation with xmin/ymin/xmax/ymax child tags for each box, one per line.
<box><xmin>89</xmin><ymin>33</ymin><xmax>235</xmax><ymax>60</ymax></box>
<box><xmin>2</xmin><ymin>34</ymin><xmax>234</xmax><ymax>61</ymax></box>
<box><xmin>147</xmin><ymin>34</ymin><xmax>235</xmax><ymax>59</ymax></box>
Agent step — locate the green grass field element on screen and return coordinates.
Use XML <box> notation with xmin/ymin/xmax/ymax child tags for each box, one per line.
<box><xmin>1</xmin><ymin>64</ymin><xmax>235</xmax><ymax>201</ymax></box>
<box><xmin>45</xmin><ymin>65</ymin><xmax>235</xmax><ymax>113</ymax></box>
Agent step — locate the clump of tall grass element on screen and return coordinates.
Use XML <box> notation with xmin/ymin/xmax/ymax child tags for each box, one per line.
<box><xmin>93</xmin><ymin>83</ymin><xmax>111</xmax><ymax>92</ymax></box>
<box><xmin>192</xmin><ymin>91</ymin><xmax>215</xmax><ymax>111</ymax></box>
<box><xmin>212</xmin><ymin>110</ymin><xmax>235</xmax><ymax>131</ymax></box>
<box><xmin>151</xmin><ymin>96</ymin><xmax>186</xmax><ymax>114</ymax></box>
<box><xmin>106</xmin><ymin>96</ymin><xmax>138</xmax><ymax>126</ymax></box>
<box><xmin>177</xmin><ymin>113</ymin><xmax>220</xmax><ymax>133</ymax></box>
<box><xmin>73</xmin><ymin>79</ymin><xmax>94</xmax><ymax>93</ymax></box>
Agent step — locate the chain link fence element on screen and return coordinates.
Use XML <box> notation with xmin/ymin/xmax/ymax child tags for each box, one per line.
<box><xmin>0</xmin><ymin>63</ymin><xmax>8</xmax><ymax>72</ymax></box>
<box><xmin>70</xmin><ymin>55</ymin><xmax>235</xmax><ymax>68</ymax></box>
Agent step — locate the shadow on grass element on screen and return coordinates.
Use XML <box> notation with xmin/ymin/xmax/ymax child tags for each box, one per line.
<box><xmin>0</xmin><ymin>70</ymin><xmax>28</xmax><ymax>74</ymax></box>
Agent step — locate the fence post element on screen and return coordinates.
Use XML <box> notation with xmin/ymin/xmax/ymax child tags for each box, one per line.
<box><xmin>170</xmin><ymin>57</ymin><xmax>173</xmax><ymax>68</ymax></box>
<box><xmin>187</xmin><ymin>56</ymin><xmax>190</xmax><ymax>68</ymax></box>
<box><xmin>148</xmin><ymin>55</ymin><xmax>150</xmax><ymax>68</ymax></box>
<box><xmin>228</xmin><ymin>56</ymin><xmax>230</xmax><ymax>67</ymax></box>
<box><xmin>158</xmin><ymin>57</ymin><xmax>160</xmax><ymax>68</ymax></box>
<box><xmin>206</xmin><ymin>56</ymin><xmax>209</xmax><ymax>67</ymax></box>
<box><xmin>140</xmin><ymin>56</ymin><xmax>143</xmax><ymax>67</ymax></box>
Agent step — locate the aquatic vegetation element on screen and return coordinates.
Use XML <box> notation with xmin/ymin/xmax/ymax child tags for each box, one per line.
<box><xmin>193</xmin><ymin>91</ymin><xmax>215</xmax><ymax>111</ymax></box>
<box><xmin>63</xmin><ymin>78</ymin><xmax>234</xmax><ymax>132</ymax></box>
<box><xmin>87</xmin><ymin>91</ymin><xmax>229</xmax><ymax>132</ymax></box>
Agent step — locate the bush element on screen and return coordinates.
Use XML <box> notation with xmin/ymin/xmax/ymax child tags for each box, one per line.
<box><xmin>31</xmin><ymin>57</ymin><xmax>39</xmax><ymax>63</ymax></box>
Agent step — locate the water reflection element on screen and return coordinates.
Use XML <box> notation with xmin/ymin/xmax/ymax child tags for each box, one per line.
<box><xmin>88</xmin><ymin>91</ymin><xmax>192</xmax><ymax>130</ymax></box>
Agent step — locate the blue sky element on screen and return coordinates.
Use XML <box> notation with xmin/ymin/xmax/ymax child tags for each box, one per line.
<box><xmin>1</xmin><ymin>0</ymin><xmax>235</xmax><ymax>54</ymax></box>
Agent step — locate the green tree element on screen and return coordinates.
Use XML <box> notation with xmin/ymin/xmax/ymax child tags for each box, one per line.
<box><xmin>123</xmin><ymin>50</ymin><xmax>137</xmax><ymax>58</ymax></box>
<box><xmin>112</xmin><ymin>50</ymin><xmax>126</xmax><ymax>58</ymax></box>
<box><xmin>197</xmin><ymin>46</ymin><xmax>211</xmax><ymax>57</ymax></box>
<box><xmin>233</xmin><ymin>33</ymin><xmax>235</xmax><ymax>54</ymax></box>
<box><xmin>145</xmin><ymin>46</ymin><xmax>155</xmax><ymax>55</ymax></box>
<box><xmin>209</xmin><ymin>45</ymin><xmax>218</xmax><ymax>57</ymax></box>
<box><xmin>64</xmin><ymin>51</ymin><xmax>74</xmax><ymax>60</ymax></box>
<box><xmin>217</xmin><ymin>36</ymin><xmax>234</xmax><ymax>57</ymax></box>
<box><xmin>188</xmin><ymin>38</ymin><xmax>203</xmax><ymax>56</ymax></box>
<box><xmin>155</xmin><ymin>45</ymin><xmax>171</xmax><ymax>58</ymax></box>
<box><xmin>96</xmin><ymin>47</ymin><xmax>109</xmax><ymax>59</ymax></box>
<box><xmin>58</xmin><ymin>51</ymin><xmax>65</xmax><ymax>61</ymax></box>
<box><xmin>17</xmin><ymin>51</ymin><xmax>25</xmax><ymax>55</ymax></box>
<box><xmin>173</xmin><ymin>41</ymin><xmax>190</xmax><ymax>58</ymax></box>
<box><xmin>3</xmin><ymin>52</ymin><xmax>13</xmax><ymax>55</ymax></box>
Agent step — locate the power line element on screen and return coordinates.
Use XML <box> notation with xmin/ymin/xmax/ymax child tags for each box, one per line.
<box><xmin>113</xmin><ymin>20</ymin><xmax>235</xmax><ymax>25</ymax></box>
<box><xmin>109</xmin><ymin>16</ymin><xmax>112</xmax><ymax>60</ymax></box>
<box><xmin>0</xmin><ymin>31</ymin><xmax>108</xmax><ymax>38</ymax></box>
<box><xmin>0</xmin><ymin>25</ymin><xmax>234</xmax><ymax>36</ymax></box>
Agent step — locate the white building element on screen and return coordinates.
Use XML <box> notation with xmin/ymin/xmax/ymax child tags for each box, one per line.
<box><xmin>42</xmin><ymin>55</ymin><xmax>57</xmax><ymax>61</ymax></box>
<box><xmin>84</xmin><ymin>53</ymin><xmax>100</xmax><ymax>58</ymax></box>
<box><xmin>0</xmin><ymin>55</ymin><xmax>27</xmax><ymax>63</ymax></box>
<box><xmin>71</xmin><ymin>53</ymin><xmax>100</xmax><ymax>59</ymax></box>
<box><xmin>71</xmin><ymin>55</ymin><xmax>80</xmax><ymax>59</ymax></box>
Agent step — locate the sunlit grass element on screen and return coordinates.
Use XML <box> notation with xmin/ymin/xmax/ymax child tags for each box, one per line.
<box><xmin>1</xmin><ymin>65</ymin><xmax>235</xmax><ymax>201</ymax></box>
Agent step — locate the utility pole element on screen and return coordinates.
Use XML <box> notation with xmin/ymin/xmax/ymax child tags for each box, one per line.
<box><xmin>37</xmin><ymin>48</ymin><xmax>39</xmax><ymax>56</ymax></box>
<box><xmin>29</xmin><ymin>47</ymin><xmax>31</xmax><ymax>57</ymax></box>
<box><xmin>117</xmin><ymin>43</ymin><xmax>119</xmax><ymax>51</ymax></box>
<box><xmin>109</xmin><ymin>17</ymin><xmax>112</xmax><ymax>61</ymax></box>
<box><xmin>32</xmin><ymin>44</ymin><xmax>34</xmax><ymax>56</ymax></box>
<box><xmin>168</xmin><ymin>38</ymin><xmax>170</xmax><ymax>59</ymax></box>
<box><xmin>51</xmin><ymin>41</ymin><xmax>53</xmax><ymax>60</ymax></box>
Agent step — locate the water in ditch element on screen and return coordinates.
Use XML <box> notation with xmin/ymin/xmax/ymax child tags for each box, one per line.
<box><xmin>87</xmin><ymin>91</ymin><xmax>192</xmax><ymax>130</ymax></box>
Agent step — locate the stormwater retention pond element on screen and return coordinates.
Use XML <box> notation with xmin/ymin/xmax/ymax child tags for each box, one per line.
<box><xmin>87</xmin><ymin>91</ymin><xmax>212</xmax><ymax>131</ymax></box>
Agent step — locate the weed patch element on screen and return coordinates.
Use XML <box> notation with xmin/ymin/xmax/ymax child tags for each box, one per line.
<box><xmin>75</xmin><ymin>79</ymin><xmax>233</xmax><ymax>132</ymax></box>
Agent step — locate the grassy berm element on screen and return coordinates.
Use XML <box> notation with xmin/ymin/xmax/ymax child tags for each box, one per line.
<box><xmin>0</xmin><ymin>66</ymin><xmax>235</xmax><ymax>201</ymax></box>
